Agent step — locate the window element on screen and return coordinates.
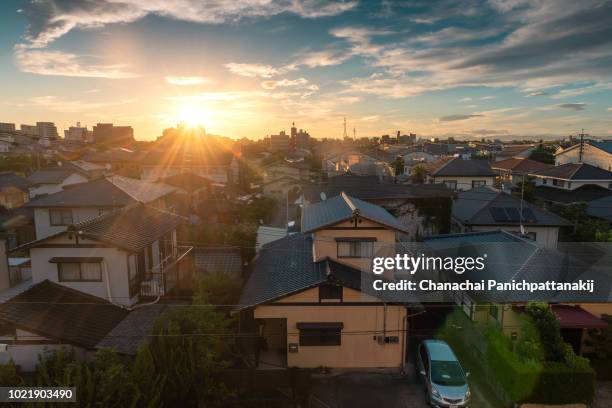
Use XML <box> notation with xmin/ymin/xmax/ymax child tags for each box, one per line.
<box><xmin>49</xmin><ymin>209</ymin><xmax>73</xmax><ymax>226</ymax></box>
<box><xmin>297</xmin><ymin>322</ymin><xmax>342</xmax><ymax>346</ymax></box>
<box><xmin>58</xmin><ymin>262</ymin><xmax>102</xmax><ymax>282</ymax></box>
<box><xmin>319</xmin><ymin>284</ymin><xmax>342</xmax><ymax>301</ymax></box>
<box><xmin>443</xmin><ymin>180</ymin><xmax>457</xmax><ymax>190</ymax></box>
<box><xmin>337</xmin><ymin>239</ymin><xmax>374</xmax><ymax>258</ymax></box>
<box><xmin>472</xmin><ymin>180</ymin><xmax>486</xmax><ymax>188</ymax></box>
<box><xmin>543</xmin><ymin>178</ymin><xmax>547</xmax><ymax>185</ymax></box>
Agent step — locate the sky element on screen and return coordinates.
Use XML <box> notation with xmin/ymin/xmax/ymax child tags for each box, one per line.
<box><xmin>1</xmin><ymin>0</ymin><xmax>612</xmax><ymax>141</ymax></box>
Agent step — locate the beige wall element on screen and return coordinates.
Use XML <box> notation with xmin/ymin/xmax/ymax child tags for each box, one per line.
<box><xmin>556</xmin><ymin>144</ymin><xmax>612</xmax><ymax>170</ymax></box>
<box><xmin>312</xmin><ymin>219</ymin><xmax>397</xmax><ymax>271</ymax></box>
<box><xmin>255</xmin><ymin>288</ymin><xmax>407</xmax><ymax>368</ymax></box>
<box><xmin>429</xmin><ymin>176</ymin><xmax>495</xmax><ymax>191</ymax></box>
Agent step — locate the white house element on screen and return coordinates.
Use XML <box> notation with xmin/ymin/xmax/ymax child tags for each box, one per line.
<box><xmin>25</xmin><ymin>175</ymin><xmax>176</xmax><ymax>240</ymax></box>
<box><xmin>555</xmin><ymin>141</ymin><xmax>612</xmax><ymax>170</ymax></box>
<box><xmin>424</xmin><ymin>157</ymin><xmax>496</xmax><ymax>191</ymax></box>
<box><xmin>529</xmin><ymin>162</ymin><xmax>612</xmax><ymax>191</ymax></box>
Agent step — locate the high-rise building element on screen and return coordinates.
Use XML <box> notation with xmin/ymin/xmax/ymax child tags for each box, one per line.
<box><xmin>289</xmin><ymin>122</ymin><xmax>310</xmax><ymax>149</ymax></box>
<box><xmin>19</xmin><ymin>124</ymin><xmax>39</xmax><ymax>136</ymax></box>
<box><xmin>270</xmin><ymin>130</ymin><xmax>290</xmax><ymax>151</ymax></box>
<box><xmin>92</xmin><ymin>123</ymin><xmax>134</xmax><ymax>144</ymax></box>
<box><xmin>64</xmin><ymin>122</ymin><xmax>89</xmax><ymax>142</ymax></box>
<box><xmin>36</xmin><ymin>122</ymin><xmax>59</xmax><ymax>139</ymax></box>
<box><xmin>0</xmin><ymin>123</ymin><xmax>16</xmax><ymax>133</ymax></box>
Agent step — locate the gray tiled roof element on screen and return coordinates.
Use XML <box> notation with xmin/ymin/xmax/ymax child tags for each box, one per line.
<box><xmin>0</xmin><ymin>280</ymin><xmax>127</xmax><ymax>348</ymax></box>
<box><xmin>0</xmin><ymin>172</ymin><xmax>31</xmax><ymax>191</ymax></box>
<box><xmin>301</xmin><ymin>192</ymin><xmax>409</xmax><ymax>233</ymax></box>
<box><xmin>97</xmin><ymin>305</ymin><xmax>167</xmax><ymax>355</ymax></box>
<box><xmin>531</xmin><ymin>162</ymin><xmax>612</xmax><ymax>180</ymax></box>
<box><xmin>25</xmin><ymin>176</ymin><xmax>176</xmax><ymax>208</ymax></box>
<box><xmin>195</xmin><ymin>247</ymin><xmax>242</xmax><ymax>277</ymax></box>
<box><xmin>453</xmin><ymin>186</ymin><xmax>570</xmax><ymax>226</ymax></box>
<box><xmin>431</xmin><ymin>158</ymin><xmax>495</xmax><ymax>177</ymax></box>
<box><xmin>27</xmin><ymin>168</ymin><xmax>82</xmax><ymax>185</ymax></box>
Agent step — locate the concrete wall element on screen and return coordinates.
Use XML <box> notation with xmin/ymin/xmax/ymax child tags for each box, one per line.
<box><xmin>29</xmin><ymin>234</ymin><xmax>136</xmax><ymax>306</ymax></box>
<box><xmin>29</xmin><ymin>173</ymin><xmax>88</xmax><ymax>198</ymax></box>
<box><xmin>312</xmin><ymin>219</ymin><xmax>397</xmax><ymax>271</ymax></box>
<box><xmin>255</xmin><ymin>288</ymin><xmax>407</xmax><ymax>368</ymax></box>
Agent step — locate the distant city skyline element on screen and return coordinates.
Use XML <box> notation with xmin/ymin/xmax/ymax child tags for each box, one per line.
<box><xmin>1</xmin><ymin>0</ymin><xmax>612</xmax><ymax>141</ymax></box>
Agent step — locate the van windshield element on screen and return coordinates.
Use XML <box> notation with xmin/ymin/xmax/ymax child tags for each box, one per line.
<box><xmin>430</xmin><ymin>360</ymin><xmax>466</xmax><ymax>386</ymax></box>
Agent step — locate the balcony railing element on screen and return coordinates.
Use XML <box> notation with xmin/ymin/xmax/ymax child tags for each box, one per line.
<box><xmin>140</xmin><ymin>246</ymin><xmax>193</xmax><ymax>298</ymax></box>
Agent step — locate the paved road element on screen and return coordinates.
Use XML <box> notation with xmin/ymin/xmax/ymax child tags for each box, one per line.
<box><xmin>309</xmin><ymin>369</ymin><xmax>429</xmax><ymax>408</ymax></box>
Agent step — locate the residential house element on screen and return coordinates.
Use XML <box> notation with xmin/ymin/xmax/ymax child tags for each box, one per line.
<box><xmin>451</xmin><ymin>186</ymin><xmax>570</xmax><ymax>247</ymax></box>
<box><xmin>422</xmin><ymin>230</ymin><xmax>610</xmax><ymax>355</ymax></box>
<box><xmin>490</xmin><ymin>158</ymin><xmax>553</xmax><ymax>188</ymax></box>
<box><xmin>494</xmin><ymin>144</ymin><xmax>535</xmax><ymax>162</ymax></box>
<box><xmin>301</xmin><ymin>174</ymin><xmax>455</xmax><ymax>238</ymax></box>
<box><xmin>27</xmin><ymin>168</ymin><xmax>89</xmax><ymax>198</ymax></box>
<box><xmin>262</xmin><ymin>161</ymin><xmax>311</xmax><ymax>184</ymax></box>
<box><xmin>529</xmin><ymin>162</ymin><xmax>612</xmax><ymax>191</ymax></box>
<box><xmin>0</xmin><ymin>172</ymin><xmax>31</xmax><ymax>209</ymax></box>
<box><xmin>239</xmin><ymin>192</ymin><xmax>413</xmax><ymax>369</ymax></box>
<box><xmin>424</xmin><ymin>157</ymin><xmax>496</xmax><ymax>191</ymax></box>
<box><xmin>25</xmin><ymin>175</ymin><xmax>176</xmax><ymax>240</ymax></box>
<box><xmin>262</xmin><ymin>176</ymin><xmax>301</xmax><ymax>201</ymax></box>
<box><xmin>322</xmin><ymin>150</ymin><xmax>393</xmax><ymax>179</ymax></box>
<box><xmin>555</xmin><ymin>141</ymin><xmax>612</xmax><ymax>170</ymax></box>
<box><xmin>160</xmin><ymin>172</ymin><xmax>211</xmax><ymax>212</ymax></box>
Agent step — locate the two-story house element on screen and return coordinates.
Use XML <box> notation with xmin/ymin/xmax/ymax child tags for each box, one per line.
<box><xmin>490</xmin><ymin>157</ymin><xmax>553</xmax><ymax>188</ymax></box>
<box><xmin>239</xmin><ymin>192</ymin><xmax>413</xmax><ymax>369</ymax></box>
<box><xmin>529</xmin><ymin>162</ymin><xmax>612</xmax><ymax>191</ymax></box>
<box><xmin>25</xmin><ymin>175</ymin><xmax>176</xmax><ymax>239</ymax></box>
<box><xmin>451</xmin><ymin>186</ymin><xmax>570</xmax><ymax>247</ymax></box>
<box><xmin>424</xmin><ymin>157</ymin><xmax>496</xmax><ymax>191</ymax></box>
<box><xmin>0</xmin><ymin>203</ymin><xmax>191</xmax><ymax>370</ymax></box>
<box><xmin>555</xmin><ymin>141</ymin><xmax>612</xmax><ymax>170</ymax></box>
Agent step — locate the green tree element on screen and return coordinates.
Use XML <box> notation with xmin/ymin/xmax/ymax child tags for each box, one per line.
<box><xmin>411</xmin><ymin>165</ymin><xmax>426</xmax><ymax>184</ymax></box>
<box><xmin>393</xmin><ymin>156</ymin><xmax>405</xmax><ymax>177</ymax></box>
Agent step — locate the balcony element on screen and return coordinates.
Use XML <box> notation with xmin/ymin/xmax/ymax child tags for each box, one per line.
<box><xmin>139</xmin><ymin>246</ymin><xmax>193</xmax><ymax>298</ymax></box>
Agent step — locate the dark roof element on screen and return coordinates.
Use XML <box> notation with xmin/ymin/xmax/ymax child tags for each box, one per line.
<box><xmin>423</xmin><ymin>143</ymin><xmax>449</xmax><ymax>156</ymax></box>
<box><xmin>303</xmin><ymin>182</ymin><xmax>454</xmax><ymax>203</ymax></box>
<box><xmin>21</xmin><ymin>203</ymin><xmax>185</xmax><ymax>252</ymax></box>
<box><xmin>453</xmin><ymin>186</ymin><xmax>570</xmax><ymax>226</ymax></box>
<box><xmin>0</xmin><ymin>172</ymin><xmax>31</xmax><ymax>191</ymax></box>
<box><xmin>589</xmin><ymin>141</ymin><xmax>612</xmax><ymax>155</ymax></box>
<box><xmin>329</xmin><ymin>174</ymin><xmax>382</xmax><ymax>186</ymax></box>
<box><xmin>73</xmin><ymin>203</ymin><xmax>185</xmax><ymax>252</ymax></box>
<box><xmin>25</xmin><ymin>176</ymin><xmax>175</xmax><ymax>208</ymax></box>
<box><xmin>431</xmin><ymin>158</ymin><xmax>495</xmax><ymax>177</ymax></box>
<box><xmin>81</xmin><ymin>148</ymin><xmax>142</xmax><ymax>163</ymax></box>
<box><xmin>531</xmin><ymin>162</ymin><xmax>612</xmax><ymax>180</ymax></box>
<box><xmin>27</xmin><ymin>168</ymin><xmax>84</xmax><ymax>185</ymax></box>
<box><xmin>423</xmin><ymin>230</ymin><xmax>569</xmax><ymax>302</ymax></box>
<box><xmin>586</xmin><ymin>195</ymin><xmax>612</xmax><ymax>221</ymax></box>
<box><xmin>0</xmin><ymin>280</ymin><xmax>127</xmax><ymax>348</ymax></box>
<box><xmin>96</xmin><ymin>305</ymin><xmax>167</xmax><ymax>354</ymax></box>
<box><xmin>195</xmin><ymin>247</ymin><xmax>242</xmax><ymax>277</ymax></box>
<box><xmin>491</xmin><ymin>158</ymin><xmax>553</xmax><ymax>175</ymax></box>
<box><xmin>533</xmin><ymin>185</ymin><xmax>612</xmax><ymax>204</ymax></box>
<box><xmin>160</xmin><ymin>172</ymin><xmax>211</xmax><ymax>193</ymax></box>
<box><xmin>238</xmin><ymin>233</ymin><xmax>411</xmax><ymax>310</ymax></box>
<box><xmin>551</xmin><ymin>305</ymin><xmax>608</xmax><ymax>329</ymax></box>
<box><xmin>301</xmin><ymin>192</ymin><xmax>409</xmax><ymax>233</ymax></box>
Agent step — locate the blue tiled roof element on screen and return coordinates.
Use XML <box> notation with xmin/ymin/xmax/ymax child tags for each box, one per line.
<box><xmin>590</xmin><ymin>141</ymin><xmax>612</xmax><ymax>154</ymax></box>
<box><xmin>301</xmin><ymin>192</ymin><xmax>409</xmax><ymax>233</ymax></box>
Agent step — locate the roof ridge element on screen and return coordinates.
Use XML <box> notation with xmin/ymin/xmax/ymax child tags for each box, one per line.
<box><xmin>432</xmin><ymin>156</ymin><xmax>457</xmax><ymax>175</ymax></box>
<box><xmin>340</xmin><ymin>191</ymin><xmax>358</xmax><ymax>214</ymax></box>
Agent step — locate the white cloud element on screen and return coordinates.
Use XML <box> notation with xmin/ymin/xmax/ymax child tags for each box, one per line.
<box><xmin>165</xmin><ymin>76</ymin><xmax>209</xmax><ymax>85</ymax></box>
<box><xmin>225</xmin><ymin>62</ymin><xmax>296</xmax><ymax>78</ymax></box>
<box><xmin>299</xmin><ymin>49</ymin><xmax>351</xmax><ymax>68</ymax></box>
<box><xmin>261</xmin><ymin>78</ymin><xmax>309</xmax><ymax>90</ymax></box>
<box><xmin>14</xmin><ymin>49</ymin><xmax>136</xmax><ymax>78</ymax></box>
<box><xmin>16</xmin><ymin>95</ymin><xmax>136</xmax><ymax>112</ymax></box>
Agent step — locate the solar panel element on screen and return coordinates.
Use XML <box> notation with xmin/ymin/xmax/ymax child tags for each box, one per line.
<box><xmin>505</xmin><ymin>207</ymin><xmax>521</xmax><ymax>222</ymax></box>
<box><xmin>489</xmin><ymin>207</ymin><xmax>509</xmax><ymax>222</ymax></box>
<box><xmin>521</xmin><ymin>208</ymin><xmax>537</xmax><ymax>223</ymax></box>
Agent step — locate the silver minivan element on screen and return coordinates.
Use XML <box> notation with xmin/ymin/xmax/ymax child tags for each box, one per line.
<box><xmin>416</xmin><ymin>340</ymin><xmax>471</xmax><ymax>407</ymax></box>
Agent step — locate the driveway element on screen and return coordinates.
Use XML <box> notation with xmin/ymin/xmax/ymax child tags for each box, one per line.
<box><xmin>309</xmin><ymin>369</ymin><xmax>428</xmax><ymax>408</ymax></box>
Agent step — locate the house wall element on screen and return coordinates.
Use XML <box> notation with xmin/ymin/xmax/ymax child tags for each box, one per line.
<box><xmin>254</xmin><ymin>288</ymin><xmax>407</xmax><ymax>368</ymax></box>
<box><xmin>429</xmin><ymin>176</ymin><xmax>495</xmax><ymax>191</ymax></box>
<box><xmin>312</xmin><ymin>219</ymin><xmax>397</xmax><ymax>271</ymax></box>
<box><xmin>531</xmin><ymin>176</ymin><xmax>611</xmax><ymax>191</ymax></box>
<box><xmin>556</xmin><ymin>144</ymin><xmax>612</xmax><ymax>170</ymax></box>
<box><xmin>29</xmin><ymin>234</ymin><xmax>135</xmax><ymax>306</ymax></box>
<box><xmin>0</xmin><ymin>187</ymin><xmax>28</xmax><ymax>209</ymax></box>
<box><xmin>467</xmin><ymin>225</ymin><xmax>560</xmax><ymax>248</ymax></box>
<box><xmin>29</xmin><ymin>173</ymin><xmax>88</xmax><ymax>198</ymax></box>
<box><xmin>34</xmin><ymin>207</ymin><xmax>116</xmax><ymax>239</ymax></box>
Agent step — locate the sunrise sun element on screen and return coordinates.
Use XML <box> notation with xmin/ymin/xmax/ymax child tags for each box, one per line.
<box><xmin>176</xmin><ymin>104</ymin><xmax>211</xmax><ymax>128</ymax></box>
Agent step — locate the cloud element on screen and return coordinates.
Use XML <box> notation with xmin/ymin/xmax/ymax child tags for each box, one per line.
<box><xmin>609</xmin><ymin>107</ymin><xmax>612</xmax><ymax>111</ymax></box>
<box><xmin>299</xmin><ymin>49</ymin><xmax>352</xmax><ymax>68</ymax></box>
<box><xmin>438</xmin><ymin>114</ymin><xmax>484</xmax><ymax>122</ymax></box>
<box><xmin>225</xmin><ymin>62</ymin><xmax>296</xmax><ymax>78</ymax></box>
<box><xmin>20</xmin><ymin>0</ymin><xmax>357</xmax><ymax>48</ymax></box>
<box><xmin>551</xmin><ymin>82</ymin><xmax>612</xmax><ymax>99</ymax></box>
<box><xmin>261</xmin><ymin>78</ymin><xmax>310</xmax><ymax>90</ymax></box>
<box><xmin>557</xmin><ymin>103</ymin><xmax>587</xmax><ymax>111</ymax></box>
<box><xmin>15</xmin><ymin>95</ymin><xmax>136</xmax><ymax>112</ymax></box>
<box><xmin>165</xmin><ymin>76</ymin><xmax>209</xmax><ymax>85</ymax></box>
<box><xmin>14</xmin><ymin>49</ymin><xmax>136</xmax><ymax>78</ymax></box>
<box><xmin>469</xmin><ymin>128</ymin><xmax>509</xmax><ymax>135</ymax></box>
<box><xmin>525</xmin><ymin>91</ymin><xmax>548</xmax><ymax>97</ymax></box>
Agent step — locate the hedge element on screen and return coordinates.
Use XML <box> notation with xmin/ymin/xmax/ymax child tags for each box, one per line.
<box><xmin>486</xmin><ymin>331</ymin><xmax>596</xmax><ymax>405</ymax></box>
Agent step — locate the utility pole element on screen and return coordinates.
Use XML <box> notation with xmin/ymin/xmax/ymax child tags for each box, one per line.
<box><xmin>342</xmin><ymin>117</ymin><xmax>348</xmax><ymax>139</ymax></box>
<box><xmin>578</xmin><ymin>128</ymin><xmax>588</xmax><ymax>163</ymax></box>
<box><xmin>519</xmin><ymin>174</ymin><xmax>525</xmax><ymax>236</ymax></box>
<box><xmin>353</xmin><ymin>127</ymin><xmax>356</xmax><ymax>141</ymax></box>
